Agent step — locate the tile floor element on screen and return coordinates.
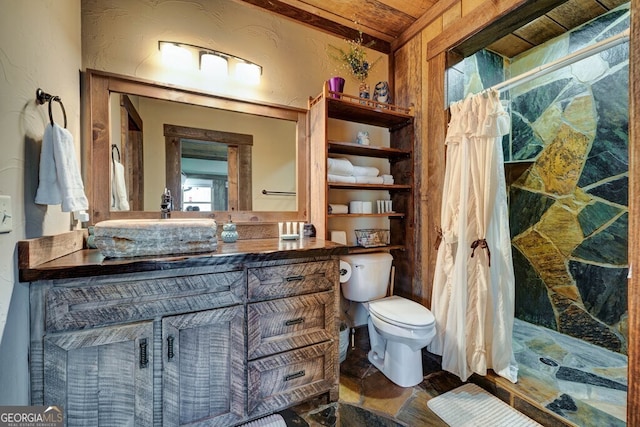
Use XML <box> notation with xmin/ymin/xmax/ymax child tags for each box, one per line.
<box><xmin>286</xmin><ymin>319</ymin><xmax>628</xmax><ymax>427</ymax></box>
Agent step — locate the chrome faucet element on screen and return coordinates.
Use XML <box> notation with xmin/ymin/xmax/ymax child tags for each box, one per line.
<box><xmin>161</xmin><ymin>188</ymin><xmax>172</xmax><ymax>219</ymax></box>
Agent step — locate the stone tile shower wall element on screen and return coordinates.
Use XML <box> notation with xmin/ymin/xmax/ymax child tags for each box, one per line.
<box><xmin>447</xmin><ymin>4</ymin><xmax>629</xmax><ymax>354</ymax></box>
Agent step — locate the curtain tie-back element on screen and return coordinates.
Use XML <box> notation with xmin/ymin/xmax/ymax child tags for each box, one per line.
<box><xmin>434</xmin><ymin>226</ymin><xmax>443</xmax><ymax>250</ymax></box>
<box><xmin>471</xmin><ymin>238</ymin><xmax>491</xmax><ymax>266</ymax></box>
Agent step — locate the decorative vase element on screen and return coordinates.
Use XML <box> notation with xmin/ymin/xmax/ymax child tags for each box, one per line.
<box><xmin>358</xmin><ymin>82</ymin><xmax>370</xmax><ymax>104</ymax></box>
<box><xmin>374</xmin><ymin>81</ymin><xmax>391</xmax><ymax>105</ymax></box>
<box><xmin>221</xmin><ymin>219</ymin><xmax>238</xmax><ymax>243</ymax></box>
<box><xmin>328</xmin><ymin>76</ymin><xmax>345</xmax><ymax>98</ymax></box>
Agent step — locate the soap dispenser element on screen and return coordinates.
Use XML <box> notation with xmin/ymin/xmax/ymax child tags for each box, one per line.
<box><xmin>221</xmin><ymin>216</ymin><xmax>238</xmax><ymax>243</ymax></box>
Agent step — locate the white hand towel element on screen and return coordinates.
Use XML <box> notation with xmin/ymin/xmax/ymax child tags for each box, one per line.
<box><xmin>111</xmin><ymin>159</ymin><xmax>130</xmax><ymax>211</ymax></box>
<box><xmin>35</xmin><ymin>123</ymin><xmax>89</xmax><ymax>212</ymax></box>
<box><xmin>352</xmin><ymin>165</ymin><xmax>380</xmax><ymax>177</ymax></box>
<box><xmin>381</xmin><ymin>174</ymin><xmax>395</xmax><ymax>184</ymax></box>
<box><xmin>327</xmin><ymin>157</ymin><xmax>354</xmax><ymax>176</ymax></box>
<box><xmin>328</xmin><ymin>174</ymin><xmax>356</xmax><ymax>183</ymax></box>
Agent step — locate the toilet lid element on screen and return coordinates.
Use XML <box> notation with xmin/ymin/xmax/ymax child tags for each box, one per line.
<box><xmin>369</xmin><ymin>296</ymin><xmax>435</xmax><ymax>328</ymax></box>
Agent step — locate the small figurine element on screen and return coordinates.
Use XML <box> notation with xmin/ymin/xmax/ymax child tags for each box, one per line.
<box><xmin>356</xmin><ymin>131</ymin><xmax>370</xmax><ymax>146</ymax></box>
<box><xmin>221</xmin><ymin>216</ymin><xmax>238</xmax><ymax>243</ymax></box>
<box><xmin>374</xmin><ymin>81</ymin><xmax>391</xmax><ymax>105</ymax></box>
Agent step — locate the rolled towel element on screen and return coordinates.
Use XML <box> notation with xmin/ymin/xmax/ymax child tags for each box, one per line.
<box><xmin>354</xmin><ymin>176</ymin><xmax>384</xmax><ymax>184</ymax></box>
<box><xmin>328</xmin><ymin>204</ymin><xmax>348</xmax><ymax>214</ymax></box>
<box><xmin>328</xmin><ymin>174</ymin><xmax>356</xmax><ymax>183</ymax></box>
<box><xmin>381</xmin><ymin>174</ymin><xmax>394</xmax><ymax>184</ymax></box>
<box><xmin>327</xmin><ymin>157</ymin><xmax>354</xmax><ymax>176</ymax></box>
<box><xmin>352</xmin><ymin>165</ymin><xmax>380</xmax><ymax>177</ymax></box>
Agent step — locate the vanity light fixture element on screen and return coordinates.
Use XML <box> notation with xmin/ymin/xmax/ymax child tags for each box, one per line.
<box><xmin>158</xmin><ymin>41</ymin><xmax>262</xmax><ymax>84</ymax></box>
<box><xmin>159</xmin><ymin>41</ymin><xmax>195</xmax><ymax>70</ymax></box>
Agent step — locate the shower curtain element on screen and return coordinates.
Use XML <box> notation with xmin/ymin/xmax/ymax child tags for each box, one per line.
<box><xmin>427</xmin><ymin>89</ymin><xmax>518</xmax><ymax>383</ymax></box>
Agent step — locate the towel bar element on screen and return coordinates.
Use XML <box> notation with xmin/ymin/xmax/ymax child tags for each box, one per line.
<box><xmin>262</xmin><ymin>189</ymin><xmax>296</xmax><ymax>196</ymax></box>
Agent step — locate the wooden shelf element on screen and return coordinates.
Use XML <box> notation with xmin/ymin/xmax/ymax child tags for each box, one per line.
<box><xmin>328</xmin><ymin>183</ymin><xmax>411</xmax><ymax>191</ymax></box>
<box><xmin>310</xmin><ymin>90</ymin><xmax>413</xmax><ymax>129</ymax></box>
<box><xmin>328</xmin><ymin>213</ymin><xmax>405</xmax><ymax>218</ymax></box>
<box><xmin>328</xmin><ymin>141</ymin><xmax>410</xmax><ymax>159</ymax></box>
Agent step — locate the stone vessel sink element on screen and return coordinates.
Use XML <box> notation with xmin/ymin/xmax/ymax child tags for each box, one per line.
<box><xmin>94</xmin><ymin>218</ymin><xmax>218</xmax><ymax>258</ymax></box>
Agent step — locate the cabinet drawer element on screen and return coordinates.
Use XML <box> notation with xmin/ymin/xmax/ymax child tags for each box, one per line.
<box><xmin>247</xmin><ymin>291</ymin><xmax>335</xmax><ymax>359</ymax></box>
<box><xmin>247</xmin><ymin>341</ymin><xmax>336</xmax><ymax>417</ymax></box>
<box><xmin>247</xmin><ymin>260</ymin><xmax>338</xmax><ymax>301</ymax></box>
<box><xmin>46</xmin><ymin>271</ymin><xmax>245</xmax><ymax>332</ymax></box>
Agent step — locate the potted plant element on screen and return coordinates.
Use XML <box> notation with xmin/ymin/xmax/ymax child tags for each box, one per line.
<box><xmin>328</xmin><ymin>30</ymin><xmax>381</xmax><ymax>100</ymax></box>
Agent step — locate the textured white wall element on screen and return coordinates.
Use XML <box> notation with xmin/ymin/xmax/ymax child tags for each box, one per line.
<box><xmin>0</xmin><ymin>0</ymin><xmax>82</xmax><ymax>404</ymax></box>
<box><xmin>81</xmin><ymin>0</ymin><xmax>388</xmax><ymax>108</ymax></box>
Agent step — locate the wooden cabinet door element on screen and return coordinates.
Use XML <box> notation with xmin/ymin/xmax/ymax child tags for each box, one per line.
<box><xmin>43</xmin><ymin>322</ymin><xmax>154</xmax><ymax>427</ymax></box>
<box><xmin>162</xmin><ymin>306</ymin><xmax>245</xmax><ymax>427</ymax></box>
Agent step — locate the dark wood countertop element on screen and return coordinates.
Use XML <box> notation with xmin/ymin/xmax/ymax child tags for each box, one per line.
<box><xmin>20</xmin><ymin>238</ymin><xmax>347</xmax><ymax>282</ymax></box>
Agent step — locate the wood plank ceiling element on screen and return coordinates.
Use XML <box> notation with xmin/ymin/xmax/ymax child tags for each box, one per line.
<box><xmin>237</xmin><ymin>0</ymin><xmax>628</xmax><ymax>58</ymax></box>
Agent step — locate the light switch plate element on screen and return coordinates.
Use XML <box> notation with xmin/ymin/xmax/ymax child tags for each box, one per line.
<box><xmin>0</xmin><ymin>195</ymin><xmax>13</xmax><ymax>233</ymax></box>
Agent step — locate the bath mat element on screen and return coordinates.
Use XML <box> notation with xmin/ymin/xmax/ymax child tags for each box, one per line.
<box><xmin>427</xmin><ymin>383</ymin><xmax>542</xmax><ymax>426</ymax></box>
<box><xmin>239</xmin><ymin>413</ymin><xmax>287</xmax><ymax>427</ymax></box>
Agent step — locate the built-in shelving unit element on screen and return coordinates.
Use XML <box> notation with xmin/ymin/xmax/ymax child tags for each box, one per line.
<box><xmin>309</xmin><ymin>83</ymin><xmax>415</xmax><ymax>288</ymax></box>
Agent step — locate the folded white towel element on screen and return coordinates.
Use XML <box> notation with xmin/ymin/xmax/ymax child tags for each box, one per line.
<box><xmin>352</xmin><ymin>165</ymin><xmax>380</xmax><ymax>177</ymax></box>
<box><xmin>328</xmin><ymin>174</ymin><xmax>356</xmax><ymax>183</ymax></box>
<box><xmin>381</xmin><ymin>174</ymin><xmax>394</xmax><ymax>184</ymax></box>
<box><xmin>111</xmin><ymin>159</ymin><xmax>130</xmax><ymax>211</ymax></box>
<box><xmin>354</xmin><ymin>176</ymin><xmax>384</xmax><ymax>184</ymax></box>
<box><xmin>327</xmin><ymin>158</ymin><xmax>354</xmax><ymax>176</ymax></box>
<box><xmin>328</xmin><ymin>204</ymin><xmax>349</xmax><ymax>214</ymax></box>
<box><xmin>35</xmin><ymin>123</ymin><xmax>89</xmax><ymax>212</ymax></box>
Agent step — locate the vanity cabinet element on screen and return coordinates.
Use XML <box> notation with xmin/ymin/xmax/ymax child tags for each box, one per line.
<box><xmin>23</xmin><ymin>239</ymin><xmax>343</xmax><ymax>427</ymax></box>
<box><xmin>43</xmin><ymin>321</ymin><xmax>155</xmax><ymax>426</ymax></box>
<box><xmin>31</xmin><ymin>267</ymin><xmax>246</xmax><ymax>427</ymax></box>
<box><xmin>246</xmin><ymin>260</ymin><xmax>338</xmax><ymax>417</ymax></box>
<box><xmin>309</xmin><ymin>84</ymin><xmax>415</xmax><ymax>291</ymax></box>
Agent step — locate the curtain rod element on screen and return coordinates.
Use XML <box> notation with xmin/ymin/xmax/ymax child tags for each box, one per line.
<box><xmin>491</xmin><ymin>28</ymin><xmax>630</xmax><ymax>93</ymax></box>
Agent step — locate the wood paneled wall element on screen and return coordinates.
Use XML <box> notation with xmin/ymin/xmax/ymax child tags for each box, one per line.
<box><xmin>393</xmin><ymin>0</ymin><xmax>638</xmax><ymax>422</ymax></box>
<box><xmin>627</xmin><ymin>0</ymin><xmax>638</xmax><ymax>424</ymax></box>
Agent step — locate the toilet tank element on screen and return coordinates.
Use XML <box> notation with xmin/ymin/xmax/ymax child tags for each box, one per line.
<box><xmin>340</xmin><ymin>253</ymin><xmax>393</xmax><ymax>302</ymax></box>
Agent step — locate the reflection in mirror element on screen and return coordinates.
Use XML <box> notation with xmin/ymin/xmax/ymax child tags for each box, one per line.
<box><xmin>181</xmin><ymin>140</ymin><xmax>230</xmax><ymax>212</ymax></box>
<box><xmin>110</xmin><ymin>93</ymin><xmax>291</xmax><ymax>212</ymax></box>
<box><xmin>164</xmin><ymin>123</ymin><xmax>253</xmax><ymax>212</ymax></box>
<box><xmin>86</xmin><ymin>69</ymin><xmax>308</xmax><ymax>224</ymax></box>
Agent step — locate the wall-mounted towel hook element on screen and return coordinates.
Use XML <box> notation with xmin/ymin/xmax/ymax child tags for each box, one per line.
<box><xmin>36</xmin><ymin>88</ymin><xmax>67</xmax><ymax>128</ymax></box>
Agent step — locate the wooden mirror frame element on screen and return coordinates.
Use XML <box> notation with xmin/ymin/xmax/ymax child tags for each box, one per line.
<box><xmin>83</xmin><ymin>69</ymin><xmax>308</xmax><ymax>224</ymax></box>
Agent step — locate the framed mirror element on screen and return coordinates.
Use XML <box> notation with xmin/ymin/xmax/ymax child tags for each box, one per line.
<box><xmin>84</xmin><ymin>69</ymin><xmax>308</xmax><ymax>224</ymax></box>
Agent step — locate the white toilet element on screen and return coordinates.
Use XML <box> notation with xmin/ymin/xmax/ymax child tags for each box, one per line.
<box><xmin>340</xmin><ymin>253</ymin><xmax>436</xmax><ymax>387</ymax></box>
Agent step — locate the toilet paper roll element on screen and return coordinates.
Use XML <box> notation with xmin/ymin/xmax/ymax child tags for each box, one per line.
<box><xmin>349</xmin><ymin>201</ymin><xmax>363</xmax><ymax>214</ymax></box>
<box><xmin>339</xmin><ymin>260</ymin><xmax>352</xmax><ymax>283</ymax></box>
<box><xmin>362</xmin><ymin>201</ymin><xmax>372</xmax><ymax>214</ymax></box>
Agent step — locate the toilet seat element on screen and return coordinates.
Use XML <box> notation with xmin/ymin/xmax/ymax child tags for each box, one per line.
<box><xmin>369</xmin><ymin>296</ymin><xmax>434</xmax><ymax>329</ymax></box>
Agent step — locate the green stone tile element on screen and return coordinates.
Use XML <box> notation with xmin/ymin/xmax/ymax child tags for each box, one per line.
<box><xmin>577</xmin><ymin>201</ymin><xmax>623</xmax><ymax>237</ymax></box>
